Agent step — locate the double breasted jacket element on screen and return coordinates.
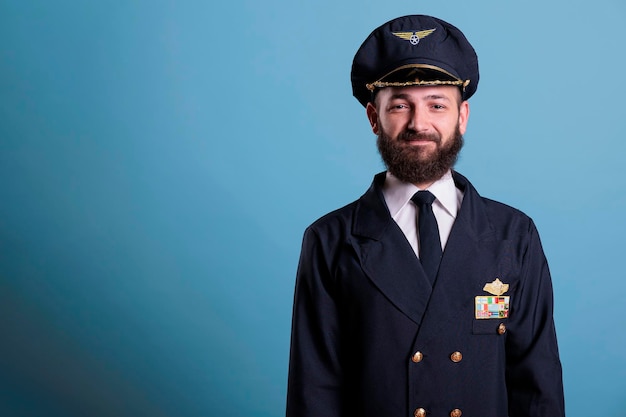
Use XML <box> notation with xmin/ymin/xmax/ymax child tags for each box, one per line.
<box><xmin>286</xmin><ymin>171</ymin><xmax>565</xmax><ymax>417</ymax></box>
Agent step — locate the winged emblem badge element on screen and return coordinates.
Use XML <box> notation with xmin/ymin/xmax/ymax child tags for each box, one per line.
<box><xmin>392</xmin><ymin>28</ymin><xmax>436</xmax><ymax>45</ymax></box>
<box><xmin>483</xmin><ymin>278</ymin><xmax>509</xmax><ymax>296</ymax></box>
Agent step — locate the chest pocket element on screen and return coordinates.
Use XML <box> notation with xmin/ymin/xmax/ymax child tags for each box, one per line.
<box><xmin>472</xmin><ymin>319</ymin><xmax>508</xmax><ymax>335</ymax></box>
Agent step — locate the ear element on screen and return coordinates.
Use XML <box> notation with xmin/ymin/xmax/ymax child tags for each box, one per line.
<box><xmin>366</xmin><ymin>102</ymin><xmax>379</xmax><ymax>135</ymax></box>
<box><xmin>458</xmin><ymin>100</ymin><xmax>470</xmax><ymax>135</ymax></box>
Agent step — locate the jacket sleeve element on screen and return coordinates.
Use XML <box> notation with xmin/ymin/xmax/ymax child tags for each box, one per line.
<box><xmin>506</xmin><ymin>220</ymin><xmax>566</xmax><ymax>417</ymax></box>
<box><xmin>286</xmin><ymin>226</ymin><xmax>345</xmax><ymax>417</ymax></box>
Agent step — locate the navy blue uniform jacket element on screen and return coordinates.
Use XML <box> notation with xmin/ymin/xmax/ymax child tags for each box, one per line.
<box><xmin>287</xmin><ymin>171</ymin><xmax>565</xmax><ymax>417</ymax></box>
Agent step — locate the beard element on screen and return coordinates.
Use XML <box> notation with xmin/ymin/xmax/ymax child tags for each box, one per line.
<box><xmin>376</xmin><ymin>125</ymin><xmax>464</xmax><ymax>185</ymax></box>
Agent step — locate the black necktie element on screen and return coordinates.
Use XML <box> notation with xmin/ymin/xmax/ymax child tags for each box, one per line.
<box><xmin>411</xmin><ymin>190</ymin><xmax>442</xmax><ymax>284</ymax></box>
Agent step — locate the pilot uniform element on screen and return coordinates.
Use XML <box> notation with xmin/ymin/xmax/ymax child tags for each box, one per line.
<box><xmin>286</xmin><ymin>14</ymin><xmax>565</xmax><ymax>417</ymax></box>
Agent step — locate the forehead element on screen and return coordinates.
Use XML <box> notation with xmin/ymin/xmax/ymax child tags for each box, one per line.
<box><xmin>376</xmin><ymin>85</ymin><xmax>462</xmax><ymax>103</ymax></box>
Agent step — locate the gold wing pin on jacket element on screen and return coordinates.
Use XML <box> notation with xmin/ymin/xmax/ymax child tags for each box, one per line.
<box><xmin>483</xmin><ymin>278</ymin><xmax>509</xmax><ymax>296</ymax></box>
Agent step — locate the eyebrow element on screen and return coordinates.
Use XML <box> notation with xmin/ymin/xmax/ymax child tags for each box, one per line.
<box><xmin>424</xmin><ymin>94</ymin><xmax>451</xmax><ymax>101</ymax></box>
<box><xmin>388</xmin><ymin>93</ymin><xmax>412</xmax><ymax>100</ymax></box>
<box><xmin>388</xmin><ymin>93</ymin><xmax>452</xmax><ymax>102</ymax></box>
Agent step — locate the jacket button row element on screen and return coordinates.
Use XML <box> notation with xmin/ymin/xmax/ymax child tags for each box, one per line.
<box><xmin>413</xmin><ymin>408</ymin><xmax>462</xmax><ymax>417</ymax></box>
<box><xmin>411</xmin><ymin>351</ymin><xmax>463</xmax><ymax>363</ymax></box>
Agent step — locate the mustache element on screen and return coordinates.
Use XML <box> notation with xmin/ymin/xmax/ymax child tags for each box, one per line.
<box><xmin>398</xmin><ymin>131</ymin><xmax>441</xmax><ymax>143</ymax></box>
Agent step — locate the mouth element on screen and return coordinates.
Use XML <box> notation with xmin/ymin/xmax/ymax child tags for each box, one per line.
<box><xmin>405</xmin><ymin>138</ymin><xmax>435</xmax><ymax>143</ymax></box>
<box><xmin>400</xmin><ymin>133</ymin><xmax>440</xmax><ymax>144</ymax></box>
<box><xmin>402</xmin><ymin>137</ymin><xmax>438</xmax><ymax>146</ymax></box>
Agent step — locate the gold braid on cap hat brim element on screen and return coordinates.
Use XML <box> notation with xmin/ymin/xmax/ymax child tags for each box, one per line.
<box><xmin>366</xmin><ymin>79</ymin><xmax>470</xmax><ymax>91</ymax></box>
<box><xmin>365</xmin><ymin>63</ymin><xmax>471</xmax><ymax>92</ymax></box>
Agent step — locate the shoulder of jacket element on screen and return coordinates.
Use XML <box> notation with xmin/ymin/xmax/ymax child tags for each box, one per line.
<box><xmin>307</xmin><ymin>200</ymin><xmax>359</xmax><ymax>231</ymax></box>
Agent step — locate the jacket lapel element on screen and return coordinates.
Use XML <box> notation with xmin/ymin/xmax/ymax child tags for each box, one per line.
<box><xmin>351</xmin><ymin>173</ymin><xmax>433</xmax><ymax>326</ymax></box>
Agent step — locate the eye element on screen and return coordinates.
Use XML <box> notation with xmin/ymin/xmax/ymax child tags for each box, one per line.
<box><xmin>388</xmin><ymin>103</ymin><xmax>409</xmax><ymax>112</ymax></box>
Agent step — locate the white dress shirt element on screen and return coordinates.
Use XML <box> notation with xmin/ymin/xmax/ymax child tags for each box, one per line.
<box><xmin>381</xmin><ymin>171</ymin><xmax>464</xmax><ymax>257</ymax></box>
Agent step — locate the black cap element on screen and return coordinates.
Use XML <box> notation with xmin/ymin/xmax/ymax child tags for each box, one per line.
<box><xmin>351</xmin><ymin>15</ymin><xmax>479</xmax><ymax>107</ymax></box>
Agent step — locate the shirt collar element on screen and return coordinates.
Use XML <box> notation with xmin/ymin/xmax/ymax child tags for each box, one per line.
<box><xmin>382</xmin><ymin>170</ymin><xmax>460</xmax><ymax>218</ymax></box>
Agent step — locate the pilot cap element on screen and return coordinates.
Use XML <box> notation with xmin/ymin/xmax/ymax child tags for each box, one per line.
<box><xmin>351</xmin><ymin>15</ymin><xmax>479</xmax><ymax>107</ymax></box>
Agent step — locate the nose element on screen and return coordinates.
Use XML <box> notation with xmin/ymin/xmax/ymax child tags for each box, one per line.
<box><xmin>407</xmin><ymin>108</ymin><xmax>429</xmax><ymax>132</ymax></box>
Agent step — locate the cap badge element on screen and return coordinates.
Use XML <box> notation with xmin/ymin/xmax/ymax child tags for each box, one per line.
<box><xmin>392</xmin><ymin>28</ymin><xmax>436</xmax><ymax>45</ymax></box>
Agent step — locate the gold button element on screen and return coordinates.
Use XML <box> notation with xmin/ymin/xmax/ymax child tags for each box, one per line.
<box><xmin>497</xmin><ymin>323</ymin><xmax>506</xmax><ymax>335</ymax></box>
<box><xmin>411</xmin><ymin>351</ymin><xmax>423</xmax><ymax>363</ymax></box>
<box><xmin>414</xmin><ymin>407</ymin><xmax>426</xmax><ymax>417</ymax></box>
<box><xmin>450</xmin><ymin>408</ymin><xmax>462</xmax><ymax>417</ymax></box>
<box><xmin>450</xmin><ymin>351</ymin><xmax>462</xmax><ymax>363</ymax></box>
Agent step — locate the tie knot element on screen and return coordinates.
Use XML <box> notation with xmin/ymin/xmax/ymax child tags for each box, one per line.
<box><xmin>411</xmin><ymin>190</ymin><xmax>436</xmax><ymax>207</ymax></box>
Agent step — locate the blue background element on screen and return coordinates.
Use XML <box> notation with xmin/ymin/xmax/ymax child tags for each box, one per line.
<box><xmin>1</xmin><ymin>1</ymin><xmax>625</xmax><ymax>416</ymax></box>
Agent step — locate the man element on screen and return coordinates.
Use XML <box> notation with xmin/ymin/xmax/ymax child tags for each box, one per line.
<box><xmin>287</xmin><ymin>15</ymin><xmax>565</xmax><ymax>417</ymax></box>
